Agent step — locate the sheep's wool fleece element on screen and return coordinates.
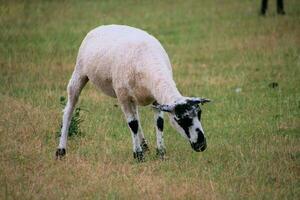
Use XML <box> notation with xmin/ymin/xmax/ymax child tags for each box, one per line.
<box><xmin>75</xmin><ymin>25</ymin><xmax>181</xmax><ymax>106</ymax></box>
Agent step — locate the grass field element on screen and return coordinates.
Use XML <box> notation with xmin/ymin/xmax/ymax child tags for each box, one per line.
<box><xmin>0</xmin><ymin>0</ymin><xmax>299</xmax><ymax>199</ymax></box>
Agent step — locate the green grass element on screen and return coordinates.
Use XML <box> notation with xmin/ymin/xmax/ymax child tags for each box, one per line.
<box><xmin>0</xmin><ymin>0</ymin><xmax>299</xmax><ymax>199</ymax></box>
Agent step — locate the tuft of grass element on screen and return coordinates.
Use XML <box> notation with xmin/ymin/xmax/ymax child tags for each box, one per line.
<box><xmin>57</xmin><ymin>96</ymin><xmax>85</xmax><ymax>138</ymax></box>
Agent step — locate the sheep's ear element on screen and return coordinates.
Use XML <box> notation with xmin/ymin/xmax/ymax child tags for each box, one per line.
<box><xmin>187</xmin><ymin>97</ymin><xmax>211</xmax><ymax>105</ymax></box>
<box><xmin>152</xmin><ymin>103</ymin><xmax>175</xmax><ymax>112</ymax></box>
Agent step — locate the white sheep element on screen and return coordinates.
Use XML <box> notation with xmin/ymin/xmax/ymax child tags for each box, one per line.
<box><xmin>56</xmin><ymin>25</ymin><xmax>210</xmax><ymax>161</ymax></box>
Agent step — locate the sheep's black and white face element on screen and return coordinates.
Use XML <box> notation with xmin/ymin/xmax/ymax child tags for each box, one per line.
<box><xmin>169</xmin><ymin>102</ymin><xmax>207</xmax><ymax>152</ymax></box>
<box><xmin>154</xmin><ymin>98</ymin><xmax>210</xmax><ymax>152</ymax></box>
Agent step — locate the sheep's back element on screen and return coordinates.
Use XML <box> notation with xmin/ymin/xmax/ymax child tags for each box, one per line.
<box><xmin>75</xmin><ymin>25</ymin><xmax>172</xmax><ymax>104</ymax></box>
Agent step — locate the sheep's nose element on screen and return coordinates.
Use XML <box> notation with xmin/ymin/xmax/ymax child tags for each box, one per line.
<box><xmin>191</xmin><ymin>129</ymin><xmax>207</xmax><ymax>152</ymax></box>
<box><xmin>191</xmin><ymin>138</ymin><xmax>207</xmax><ymax>152</ymax></box>
<box><xmin>200</xmin><ymin>140</ymin><xmax>207</xmax><ymax>151</ymax></box>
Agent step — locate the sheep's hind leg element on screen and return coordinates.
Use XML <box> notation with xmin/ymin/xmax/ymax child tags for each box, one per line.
<box><xmin>56</xmin><ymin>71</ymin><xmax>88</xmax><ymax>159</ymax></box>
<box><xmin>120</xmin><ymin>101</ymin><xmax>145</xmax><ymax>162</ymax></box>
<box><xmin>153</xmin><ymin>108</ymin><xmax>166</xmax><ymax>160</ymax></box>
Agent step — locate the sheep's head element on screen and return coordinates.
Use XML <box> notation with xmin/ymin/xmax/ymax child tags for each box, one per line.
<box><xmin>153</xmin><ymin>97</ymin><xmax>211</xmax><ymax>152</ymax></box>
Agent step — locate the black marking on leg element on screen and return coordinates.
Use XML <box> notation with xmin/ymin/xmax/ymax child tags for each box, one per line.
<box><xmin>141</xmin><ymin>138</ymin><xmax>149</xmax><ymax>152</ymax></box>
<box><xmin>128</xmin><ymin>120</ymin><xmax>139</xmax><ymax>134</ymax></box>
<box><xmin>157</xmin><ymin>117</ymin><xmax>164</xmax><ymax>132</ymax></box>
<box><xmin>56</xmin><ymin>148</ymin><xmax>66</xmax><ymax>159</ymax></box>
<box><xmin>156</xmin><ymin>148</ymin><xmax>166</xmax><ymax>160</ymax></box>
<box><xmin>133</xmin><ymin>151</ymin><xmax>144</xmax><ymax>162</ymax></box>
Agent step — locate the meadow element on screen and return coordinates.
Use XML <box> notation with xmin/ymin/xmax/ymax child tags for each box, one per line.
<box><xmin>0</xmin><ymin>0</ymin><xmax>299</xmax><ymax>199</ymax></box>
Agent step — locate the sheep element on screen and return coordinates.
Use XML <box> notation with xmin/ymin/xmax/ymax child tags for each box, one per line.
<box><xmin>56</xmin><ymin>25</ymin><xmax>211</xmax><ymax>161</ymax></box>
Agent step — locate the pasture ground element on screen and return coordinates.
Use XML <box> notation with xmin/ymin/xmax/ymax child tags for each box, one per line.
<box><xmin>0</xmin><ymin>0</ymin><xmax>299</xmax><ymax>199</ymax></box>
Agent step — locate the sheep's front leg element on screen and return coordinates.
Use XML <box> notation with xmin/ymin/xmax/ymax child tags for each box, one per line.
<box><xmin>154</xmin><ymin>109</ymin><xmax>166</xmax><ymax>159</ymax></box>
<box><xmin>120</xmin><ymin>101</ymin><xmax>145</xmax><ymax>162</ymax></box>
<box><xmin>138</xmin><ymin>127</ymin><xmax>149</xmax><ymax>153</ymax></box>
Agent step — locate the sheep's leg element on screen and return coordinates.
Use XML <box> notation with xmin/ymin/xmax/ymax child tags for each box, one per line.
<box><xmin>154</xmin><ymin>109</ymin><xmax>166</xmax><ymax>159</ymax></box>
<box><xmin>56</xmin><ymin>71</ymin><xmax>88</xmax><ymax>159</ymax></box>
<box><xmin>138</xmin><ymin>126</ymin><xmax>149</xmax><ymax>152</ymax></box>
<box><xmin>120</xmin><ymin>101</ymin><xmax>145</xmax><ymax>162</ymax></box>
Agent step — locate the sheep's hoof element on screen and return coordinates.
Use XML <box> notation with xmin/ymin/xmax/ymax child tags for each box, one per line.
<box><xmin>156</xmin><ymin>148</ymin><xmax>166</xmax><ymax>160</ymax></box>
<box><xmin>56</xmin><ymin>148</ymin><xmax>66</xmax><ymax>159</ymax></box>
<box><xmin>133</xmin><ymin>151</ymin><xmax>145</xmax><ymax>162</ymax></box>
<box><xmin>141</xmin><ymin>139</ymin><xmax>149</xmax><ymax>152</ymax></box>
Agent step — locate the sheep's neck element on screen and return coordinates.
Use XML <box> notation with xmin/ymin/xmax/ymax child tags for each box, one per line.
<box><xmin>150</xmin><ymin>74</ymin><xmax>183</xmax><ymax>105</ymax></box>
